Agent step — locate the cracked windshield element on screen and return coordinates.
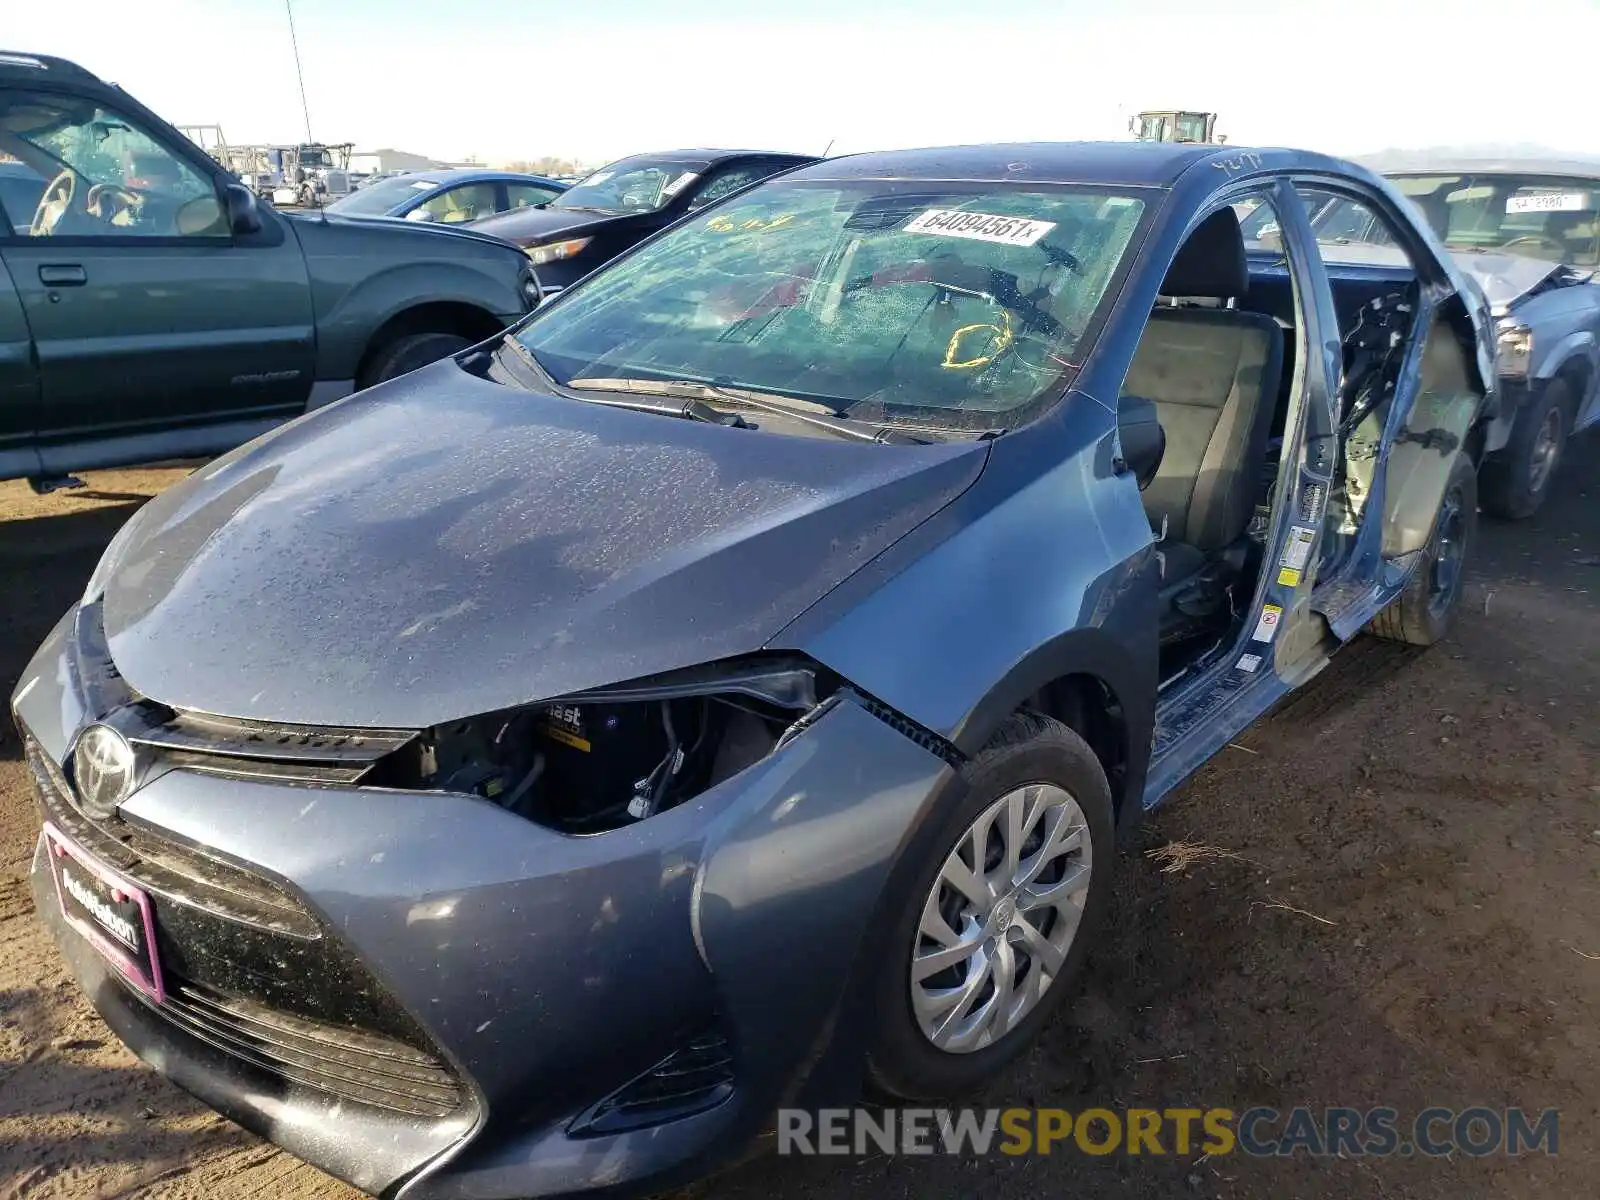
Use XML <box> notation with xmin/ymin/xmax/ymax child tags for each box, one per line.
<box><xmin>513</xmin><ymin>179</ymin><xmax>1147</xmax><ymax>430</ymax></box>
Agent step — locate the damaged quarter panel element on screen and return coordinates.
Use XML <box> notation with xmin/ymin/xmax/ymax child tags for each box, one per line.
<box><xmin>94</xmin><ymin>360</ymin><xmax>987</xmax><ymax>728</ymax></box>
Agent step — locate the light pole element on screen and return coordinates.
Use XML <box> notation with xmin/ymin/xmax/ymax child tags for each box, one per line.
<box><xmin>285</xmin><ymin>0</ymin><xmax>314</xmax><ymax>145</ymax></box>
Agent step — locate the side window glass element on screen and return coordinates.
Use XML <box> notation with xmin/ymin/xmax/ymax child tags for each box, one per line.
<box><xmin>0</xmin><ymin>156</ymin><xmax>46</xmax><ymax>234</ymax></box>
<box><xmin>0</xmin><ymin>91</ymin><xmax>223</xmax><ymax>238</ymax></box>
<box><xmin>1295</xmin><ymin>186</ymin><xmax>1402</xmax><ymax>266</ymax></box>
<box><xmin>507</xmin><ymin>183</ymin><xmax>560</xmax><ymax>210</ymax></box>
<box><xmin>687</xmin><ymin>164</ymin><xmax>770</xmax><ymax>211</ymax></box>
<box><xmin>413</xmin><ymin>182</ymin><xmax>497</xmax><ymax>223</ymax></box>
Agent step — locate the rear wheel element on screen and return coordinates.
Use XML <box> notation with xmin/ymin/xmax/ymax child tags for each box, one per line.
<box><xmin>866</xmin><ymin>711</ymin><xmax>1114</xmax><ymax>1100</ymax></box>
<box><xmin>1369</xmin><ymin>451</ymin><xmax>1477</xmax><ymax>647</ymax></box>
<box><xmin>1480</xmin><ymin>378</ymin><xmax>1571</xmax><ymax>520</ymax></box>
<box><xmin>357</xmin><ymin>332</ymin><xmax>472</xmax><ymax>390</ymax></box>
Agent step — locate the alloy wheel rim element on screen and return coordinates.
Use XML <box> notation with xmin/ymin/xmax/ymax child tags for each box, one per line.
<box><xmin>910</xmin><ymin>783</ymin><xmax>1092</xmax><ymax>1054</ymax></box>
<box><xmin>1428</xmin><ymin>485</ymin><xmax>1467</xmax><ymax>619</ymax></box>
<box><xmin>1527</xmin><ymin>406</ymin><xmax>1562</xmax><ymax>495</ymax></box>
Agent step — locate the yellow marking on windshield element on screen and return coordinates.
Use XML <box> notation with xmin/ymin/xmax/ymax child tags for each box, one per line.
<box><xmin>707</xmin><ymin>212</ymin><xmax>796</xmax><ymax>233</ymax></box>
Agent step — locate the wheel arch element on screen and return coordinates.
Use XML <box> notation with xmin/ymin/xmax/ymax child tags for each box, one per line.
<box><xmin>1551</xmin><ymin>353</ymin><xmax>1593</xmax><ymax>420</ymax></box>
<box><xmin>1533</xmin><ymin>329</ymin><xmax>1597</xmax><ymax>401</ymax></box>
<box><xmin>950</xmin><ymin>625</ymin><xmax>1157</xmax><ymax>834</ymax></box>
<box><xmin>1024</xmin><ymin>673</ymin><xmax>1131</xmax><ymax>822</ymax></box>
<box><xmin>355</xmin><ymin>301</ymin><xmax>505</xmax><ymax>386</ymax></box>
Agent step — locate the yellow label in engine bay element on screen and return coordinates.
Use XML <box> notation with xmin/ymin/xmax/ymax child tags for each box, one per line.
<box><xmin>540</xmin><ymin>705</ymin><xmax>592</xmax><ymax>752</ymax></box>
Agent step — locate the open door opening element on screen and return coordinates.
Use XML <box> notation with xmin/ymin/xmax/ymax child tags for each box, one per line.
<box><xmin>1119</xmin><ymin>201</ymin><xmax>1301</xmax><ymax>687</ymax></box>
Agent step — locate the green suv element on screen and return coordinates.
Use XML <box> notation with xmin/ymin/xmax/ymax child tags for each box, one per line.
<box><xmin>0</xmin><ymin>51</ymin><xmax>539</xmax><ymax>489</ymax></box>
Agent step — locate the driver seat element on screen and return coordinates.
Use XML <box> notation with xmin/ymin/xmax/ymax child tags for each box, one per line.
<box><xmin>1123</xmin><ymin>208</ymin><xmax>1284</xmax><ymax>638</ymax></box>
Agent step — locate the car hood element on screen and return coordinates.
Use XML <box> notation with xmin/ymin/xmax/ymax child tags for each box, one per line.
<box><xmin>1446</xmin><ymin>250</ymin><xmax>1588</xmax><ymax>315</ymax></box>
<box><xmin>96</xmin><ymin>360</ymin><xmax>986</xmax><ymax>729</ymax></box>
<box><xmin>286</xmin><ymin>208</ymin><xmax>523</xmax><ymax>253</ymax></box>
<box><xmin>467</xmin><ymin>206</ymin><xmax>640</xmax><ymax>246</ymax></box>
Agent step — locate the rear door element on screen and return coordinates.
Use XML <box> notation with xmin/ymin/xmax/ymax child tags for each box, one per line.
<box><xmin>0</xmin><ymin>85</ymin><xmax>314</xmax><ymax>468</ymax></box>
<box><xmin>1281</xmin><ymin>181</ymin><xmax>1490</xmax><ymax>636</ymax></box>
<box><xmin>0</xmin><ymin>250</ymin><xmax>40</xmax><ymax>480</ymax></box>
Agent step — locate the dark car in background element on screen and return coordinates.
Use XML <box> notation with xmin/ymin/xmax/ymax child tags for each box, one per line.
<box><xmin>469</xmin><ymin>148</ymin><xmax>817</xmax><ymax>292</ymax></box>
<box><xmin>1280</xmin><ymin>157</ymin><xmax>1600</xmax><ymax>517</ymax></box>
<box><xmin>325</xmin><ymin>168</ymin><xmax>568</xmax><ymax>224</ymax></box>
<box><xmin>0</xmin><ymin>51</ymin><xmax>540</xmax><ymax>490</ymax></box>
<box><xmin>0</xmin><ymin>157</ymin><xmax>45</xmax><ymax>231</ymax></box>
<box><xmin>16</xmin><ymin>141</ymin><xmax>1497</xmax><ymax>1199</ymax></box>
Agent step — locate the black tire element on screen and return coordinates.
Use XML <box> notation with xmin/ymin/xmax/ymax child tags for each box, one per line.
<box><xmin>1368</xmin><ymin>451</ymin><xmax>1477</xmax><ymax>646</ymax></box>
<box><xmin>1480</xmin><ymin>378</ymin><xmax>1572</xmax><ymax>520</ymax></box>
<box><xmin>358</xmin><ymin>332</ymin><xmax>472</xmax><ymax>390</ymax></box>
<box><xmin>865</xmin><ymin>710</ymin><xmax>1115</xmax><ymax>1101</ymax></box>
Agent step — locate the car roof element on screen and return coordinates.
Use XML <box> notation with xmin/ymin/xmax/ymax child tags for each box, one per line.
<box><xmin>790</xmin><ymin>142</ymin><xmax>1346</xmax><ymax>188</ymax></box>
<box><xmin>1363</xmin><ymin>154</ymin><xmax>1600</xmax><ymax>181</ymax></box>
<box><xmin>395</xmin><ymin>168</ymin><xmax>566</xmax><ymax>186</ymax></box>
<box><xmin>603</xmin><ymin>149</ymin><xmax>817</xmax><ymax>167</ymax></box>
<box><xmin>0</xmin><ymin>50</ymin><xmax>103</xmax><ymax>85</ymax></box>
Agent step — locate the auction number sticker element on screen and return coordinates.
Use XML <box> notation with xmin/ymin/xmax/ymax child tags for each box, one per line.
<box><xmin>904</xmin><ymin>209</ymin><xmax>1056</xmax><ymax>246</ymax></box>
<box><xmin>1251</xmin><ymin>604</ymin><xmax>1283</xmax><ymax>644</ymax></box>
<box><xmin>1236</xmin><ymin>652</ymin><xmax>1263</xmax><ymax>674</ymax></box>
<box><xmin>1506</xmin><ymin>192</ymin><xmax>1590</xmax><ymax>214</ymax></box>
<box><xmin>661</xmin><ymin>171</ymin><xmax>700</xmax><ymax>198</ymax></box>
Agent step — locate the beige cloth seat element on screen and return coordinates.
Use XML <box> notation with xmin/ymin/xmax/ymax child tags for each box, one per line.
<box><xmin>1122</xmin><ymin>208</ymin><xmax>1284</xmax><ymax>629</ymax></box>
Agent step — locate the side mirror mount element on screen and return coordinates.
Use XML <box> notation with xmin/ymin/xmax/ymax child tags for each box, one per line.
<box><xmin>221</xmin><ymin>183</ymin><xmax>262</xmax><ymax>235</ymax></box>
<box><xmin>1117</xmin><ymin>394</ymin><xmax>1166</xmax><ymax>491</ymax></box>
<box><xmin>521</xmin><ymin>268</ymin><xmax>545</xmax><ymax>312</ymax></box>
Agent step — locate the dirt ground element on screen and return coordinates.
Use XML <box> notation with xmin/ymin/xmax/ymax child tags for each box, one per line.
<box><xmin>0</xmin><ymin>445</ymin><xmax>1595</xmax><ymax>1200</ymax></box>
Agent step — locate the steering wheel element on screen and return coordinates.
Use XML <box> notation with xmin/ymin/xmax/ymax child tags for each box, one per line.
<box><xmin>85</xmin><ymin>182</ymin><xmax>141</xmax><ymax>224</ymax></box>
<box><xmin>1500</xmin><ymin>234</ymin><xmax>1567</xmax><ymax>260</ymax></box>
<box><xmin>29</xmin><ymin>170</ymin><xmax>77</xmax><ymax>237</ymax></box>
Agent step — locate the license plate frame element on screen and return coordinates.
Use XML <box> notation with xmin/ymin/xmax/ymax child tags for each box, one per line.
<box><xmin>41</xmin><ymin>822</ymin><xmax>165</xmax><ymax>1004</ymax></box>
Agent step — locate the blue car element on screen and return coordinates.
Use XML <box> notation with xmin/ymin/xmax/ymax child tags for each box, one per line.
<box><xmin>324</xmin><ymin>168</ymin><xmax>568</xmax><ymax>224</ymax></box>
<box><xmin>16</xmin><ymin>142</ymin><xmax>1497</xmax><ymax>1199</ymax></box>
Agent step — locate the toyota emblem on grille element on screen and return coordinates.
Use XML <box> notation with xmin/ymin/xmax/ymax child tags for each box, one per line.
<box><xmin>72</xmin><ymin>724</ymin><xmax>137</xmax><ymax>820</ymax></box>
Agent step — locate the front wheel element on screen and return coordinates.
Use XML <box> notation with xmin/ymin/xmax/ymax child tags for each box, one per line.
<box><xmin>866</xmin><ymin>711</ymin><xmax>1114</xmax><ymax>1101</ymax></box>
<box><xmin>1480</xmin><ymin>378</ymin><xmax>1571</xmax><ymax>520</ymax></box>
<box><xmin>358</xmin><ymin>332</ymin><xmax>472</xmax><ymax>390</ymax></box>
<box><xmin>1368</xmin><ymin>451</ymin><xmax>1477</xmax><ymax>646</ymax></box>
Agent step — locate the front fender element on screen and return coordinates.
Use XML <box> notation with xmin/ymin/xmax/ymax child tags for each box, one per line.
<box><xmin>1533</xmin><ymin>326</ymin><xmax>1598</xmax><ymax>388</ymax></box>
<box><xmin>778</xmin><ymin>397</ymin><xmax>1157</xmax><ymax>790</ymax></box>
<box><xmin>310</xmin><ymin>260</ymin><xmax>526</xmax><ymax>380</ymax></box>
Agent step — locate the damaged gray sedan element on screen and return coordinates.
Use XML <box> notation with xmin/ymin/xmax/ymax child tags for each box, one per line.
<box><xmin>14</xmin><ymin>143</ymin><xmax>1497</xmax><ymax>1199</ymax></box>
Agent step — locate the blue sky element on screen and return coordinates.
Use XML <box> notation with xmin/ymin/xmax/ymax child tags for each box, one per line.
<box><xmin>10</xmin><ymin>0</ymin><xmax>1600</xmax><ymax>166</ymax></box>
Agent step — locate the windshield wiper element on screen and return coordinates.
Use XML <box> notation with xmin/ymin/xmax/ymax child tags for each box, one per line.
<box><xmin>495</xmin><ymin>351</ymin><xmax>749</xmax><ymax>426</ymax></box>
<box><xmin>568</xmin><ymin>378</ymin><xmax>931</xmax><ymax>444</ymax></box>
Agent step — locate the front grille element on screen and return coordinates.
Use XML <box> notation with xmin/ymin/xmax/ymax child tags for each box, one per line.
<box><xmin>27</xmin><ymin>737</ymin><xmax>465</xmax><ymax>1120</ymax></box>
<box><xmin>573</xmin><ymin>1033</ymin><xmax>735</xmax><ymax>1135</ymax></box>
<box><xmin>123</xmin><ymin>704</ymin><xmax>416</xmax><ymax>786</ymax></box>
<box><xmin>27</xmin><ymin>738</ymin><xmax>318</xmax><ymax>937</ymax></box>
<box><xmin>130</xmin><ymin>978</ymin><xmax>463</xmax><ymax>1118</ymax></box>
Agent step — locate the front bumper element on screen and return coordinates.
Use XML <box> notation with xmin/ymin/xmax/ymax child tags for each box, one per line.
<box><xmin>13</xmin><ymin>607</ymin><xmax>954</xmax><ymax>1199</ymax></box>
